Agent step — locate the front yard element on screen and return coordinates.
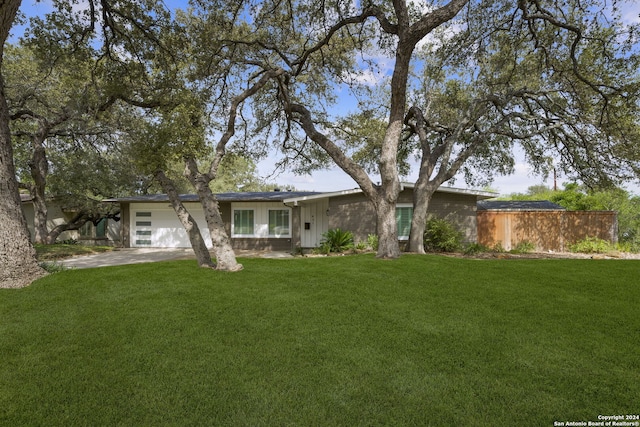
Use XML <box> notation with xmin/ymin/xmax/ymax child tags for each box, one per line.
<box><xmin>1</xmin><ymin>255</ymin><xmax>638</xmax><ymax>426</ymax></box>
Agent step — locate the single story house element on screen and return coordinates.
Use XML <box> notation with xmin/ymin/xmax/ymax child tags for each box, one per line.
<box><xmin>106</xmin><ymin>184</ymin><xmax>496</xmax><ymax>252</ymax></box>
<box><xmin>21</xmin><ymin>194</ymin><xmax>121</xmax><ymax>245</ymax></box>
<box><xmin>477</xmin><ymin>200</ymin><xmax>618</xmax><ymax>252</ymax></box>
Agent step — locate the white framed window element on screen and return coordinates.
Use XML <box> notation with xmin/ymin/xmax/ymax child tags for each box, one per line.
<box><xmin>396</xmin><ymin>205</ymin><xmax>413</xmax><ymax>240</ymax></box>
<box><xmin>268</xmin><ymin>209</ymin><xmax>290</xmax><ymax>237</ymax></box>
<box><xmin>233</xmin><ymin>209</ymin><xmax>255</xmax><ymax>236</ymax></box>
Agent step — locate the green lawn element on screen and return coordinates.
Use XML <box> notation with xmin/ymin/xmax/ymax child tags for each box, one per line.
<box><xmin>1</xmin><ymin>255</ymin><xmax>638</xmax><ymax>426</ymax></box>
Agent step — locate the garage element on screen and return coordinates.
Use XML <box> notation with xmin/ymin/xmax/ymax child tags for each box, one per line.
<box><xmin>131</xmin><ymin>202</ymin><xmax>212</xmax><ymax>248</ymax></box>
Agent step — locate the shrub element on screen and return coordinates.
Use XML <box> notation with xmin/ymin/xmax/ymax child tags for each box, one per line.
<box><xmin>424</xmin><ymin>218</ymin><xmax>463</xmax><ymax>253</ymax></box>
<box><xmin>354</xmin><ymin>241</ymin><xmax>368</xmax><ymax>251</ymax></box>
<box><xmin>313</xmin><ymin>244</ymin><xmax>331</xmax><ymax>255</ymax></box>
<box><xmin>366</xmin><ymin>234</ymin><xmax>379</xmax><ymax>251</ymax></box>
<box><xmin>569</xmin><ymin>237</ymin><xmax>615</xmax><ymax>254</ymax></box>
<box><xmin>491</xmin><ymin>242</ymin><xmax>506</xmax><ymax>253</ymax></box>
<box><xmin>511</xmin><ymin>240</ymin><xmax>536</xmax><ymax>254</ymax></box>
<box><xmin>58</xmin><ymin>238</ymin><xmax>78</xmax><ymax>245</ymax></box>
<box><xmin>320</xmin><ymin>228</ymin><xmax>354</xmax><ymax>253</ymax></box>
<box><xmin>39</xmin><ymin>261</ymin><xmax>69</xmax><ymax>273</ymax></box>
<box><xmin>464</xmin><ymin>243</ymin><xmax>490</xmax><ymax>255</ymax></box>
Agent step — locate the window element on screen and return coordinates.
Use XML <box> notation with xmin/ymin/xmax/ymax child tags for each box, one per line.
<box><xmin>134</xmin><ymin>212</ymin><xmax>152</xmax><ymax>246</ymax></box>
<box><xmin>79</xmin><ymin>218</ymin><xmax>107</xmax><ymax>239</ymax></box>
<box><xmin>396</xmin><ymin>206</ymin><xmax>413</xmax><ymax>240</ymax></box>
<box><xmin>233</xmin><ymin>209</ymin><xmax>254</xmax><ymax>236</ymax></box>
<box><xmin>95</xmin><ymin>218</ymin><xmax>106</xmax><ymax>238</ymax></box>
<box><xmin>79</xmin><ymin>221</ymin><xmax>92</xmax><ymax>238</ymax></box>
<box><xmin>135</xmin><ymin>212</ymin><xmax>152</xmax><ymax>227</ymax></box>
<box><xmin>268</xmin><ymin>209</ymin><xmax>290</xmax><ymax>237</ymax></box>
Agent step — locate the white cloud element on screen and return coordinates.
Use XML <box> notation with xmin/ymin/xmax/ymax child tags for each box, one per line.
<box><xmin>619</xmin><ymin>2</ymin><xmax>640</xmax><ymax>25</ymax></box>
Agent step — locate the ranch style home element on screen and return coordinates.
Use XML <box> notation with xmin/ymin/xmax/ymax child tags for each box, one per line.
<box><xmin>21</xmin><ymin>194</ymin><xmax>120</xmax><ymax>245</ymax></box>
<box><xmin>105</xmin><ymin>183</ymin><xmax>496</xmax><ymax>252</ymax></box>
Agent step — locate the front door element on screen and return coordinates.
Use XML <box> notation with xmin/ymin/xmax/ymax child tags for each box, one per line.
<box><xmin>300</xmin><ymin>199</ymin><xmax>329</xmax><ymax>248</ymax></box>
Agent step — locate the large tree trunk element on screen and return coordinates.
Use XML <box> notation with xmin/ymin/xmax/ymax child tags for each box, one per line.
<box><xmin>155</xmin><ymin>170</ymin><xmax>215</xmax><ymax>269</ymax></box>
<box><xmin>375</xmin><ymin>121</ymin><xmax>402</xmax><ymax>258</ymax></box>
<box><xmin>374</xmin><ymin>196</ymin><xmax>401</xmax><ymax>259</ymax></box>
<box><xmin>195</xmin><ymin>185</ymin><xmax>242</xmax><ymax>271</ymax></box>
<box><xmin>31</xmin><ymin>190</ymin><xmax>49</xmax><ymax>244</ymax></box>
<box><xmin>185</xmin><ymin>158</ymin><xmax>242</xmax><ymax>272</ymax></box>
<box><xmin>407</xmin><ymin>181</ymin><xmax>437</xmax><ymax>254</ymax></box>
<box><xmin>0</xmin><ymin>0</ymin><xmax>47</xmax><ymax>288</ymax></box>
<box><xmin>29</xmin><ymin>133</ymin><xmax>50</xmax><ymax>244</ymax></box>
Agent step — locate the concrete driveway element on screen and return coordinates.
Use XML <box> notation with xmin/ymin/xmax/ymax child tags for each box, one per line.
<box><xmin>60</xmin><ymin>248</ymin><xmax>293</xmax><ymax>269</ymax></box>
<box><xmin>60</xmin><ymin>248</ymin><xmax>195</xmax><ymax>269</ymax></box>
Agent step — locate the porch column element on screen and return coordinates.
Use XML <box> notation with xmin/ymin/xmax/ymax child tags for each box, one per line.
<box><xmin>121</xmin><ymin>202</ymin><xmax>130</xmax><ymax>248</ymax></box>
<box><xmin>291</xmin><ymin>205</ymin><xmax>301</xmax><ymax>253</ymax></box>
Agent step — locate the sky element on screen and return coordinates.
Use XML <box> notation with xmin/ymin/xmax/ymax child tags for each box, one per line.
<box><xmin>257</xmin><ymin>148</ymin><xmax>570</xmax><ymax>195</ymax></box>
<box><xmin>12</xmin><ymin>0</ymin><xmax>640</xmax><ymax>197</ymax></box>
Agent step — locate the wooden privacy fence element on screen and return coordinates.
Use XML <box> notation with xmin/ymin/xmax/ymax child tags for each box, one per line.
<box><xmin>477</xmin><ymin>210</ymin><xmax>618</xmax><ymax>252</ymax></box>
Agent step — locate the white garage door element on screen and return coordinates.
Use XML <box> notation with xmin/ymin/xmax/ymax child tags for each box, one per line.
<box><xmin>132</xmin><ymin>206</ymin><xmax>212</xmax><ymax>248</ymax></box>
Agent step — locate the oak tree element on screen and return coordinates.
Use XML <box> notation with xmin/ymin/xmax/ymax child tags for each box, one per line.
<box><xmin>0</xmin><ymin>0</ymin><xmax>46</xmax><ymax>288</ymax></box>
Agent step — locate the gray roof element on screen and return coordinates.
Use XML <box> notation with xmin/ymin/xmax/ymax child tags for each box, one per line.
<box><xmin>477</xmin><ymin>200</ymin><xmax>565</xmax><ymax>211</ymax></box>
<box><xmin>105</xmin><ymin>191</ymin><xmax>323</xmax><ymax>203</ymax></box>
<box><xmin>105</xmin><ymin>185</ymin><xmax>498</xmax><ymax>205</ymax></box>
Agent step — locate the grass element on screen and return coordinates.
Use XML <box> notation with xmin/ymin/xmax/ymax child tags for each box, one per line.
<box><xmin>1</xmin><ymin>255</ymin><xmax>638</xmax><ymax>426</ymax></box>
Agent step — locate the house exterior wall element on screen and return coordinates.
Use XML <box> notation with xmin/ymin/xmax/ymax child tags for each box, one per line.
<box><xmin>477</xmin><ymin>210</ymin><xmax>618</xmax><ymax>252</ymax></box>
<box><xmin>22</xmin><ymin>202</ymin><xmax>77</xmax><ymax>243</ymax></box>
<box><xmin>428</xmin><ymin>191</ymin><xmax>479</xmax><ymax>243</ymax></box>
<box><xmin>328</xmin><ymin>189</ymin><xmax>480</xmax><ymax>244</ymax></box>
<box><xmin>119</xmin><ymin>188</ymin><xmax>484</xmax><ymax>251</ymax></box>
<box><xmin>219</xmin><ymin>202</ymin><xmax>232</xmax><ymax>236</ymax></box>
<box><xmin>328</xmin><ymin>193</ymin><xmax>376</xmax><ymax>243</ymax></box>
<box><xmin>22</xmin><ymin>201</ymin><xmax>121</xmax><ymax>245</ymax></box>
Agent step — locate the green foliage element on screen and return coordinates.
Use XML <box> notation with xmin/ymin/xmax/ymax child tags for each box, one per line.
<box><xmin>312</xmin><ymin>245</ymin><xmax>331</xmax><ymax>255</ymax></box>
<box><xmin>38</xmin><ymin>261</ymin><xmax>69</xmax><ymax>273</ymax></box>
<box><xmin>354</xmin><ymin>241</ymin><xmax>368</xmax><ymax>251</ymax></box>
<box><xmin>463</xmin><ymin>243</ymin><xmax>490</xmax><ymax>255</ymax></box>
<box><xmin>366</xmin><ymin>234</ymin><xmax>379</xmax><ymax>251</ymax></box>
<box><xmin>510</xmin><ymin>241</ymin><xmax>535</xmax><ymax>254</ymax></box>
<box><xmin>332</xmin><ymin>111</ymin><xmax>412</xmax><ymax>178</ymax></box>
<box><xmin>208</xmin><ymin>154</ymin><xmax>294</xmax><ymax>193</ymax></box>
<box><xmin>569</xmin><ymin>237</ymin><xmax>616</xmax><ymax>254</ymax></box>
<box><xmin>491</xmin><ymin>242</ymin><xmax>506</xmax><ymax>253</ymax></box>
<box><xmin>320</xmin><ymin>228</ymin><xmax>354</xmax><ymax>253</ymax></box>
<box><xmin>58</xmin><ymin>238</ymin><xmax>78</xmax><ymax>245</ymax></box>
<box><xmin>424</xmin><ymin>218</ymin><xmax>463</xmax><ymax>253</ymax></box>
